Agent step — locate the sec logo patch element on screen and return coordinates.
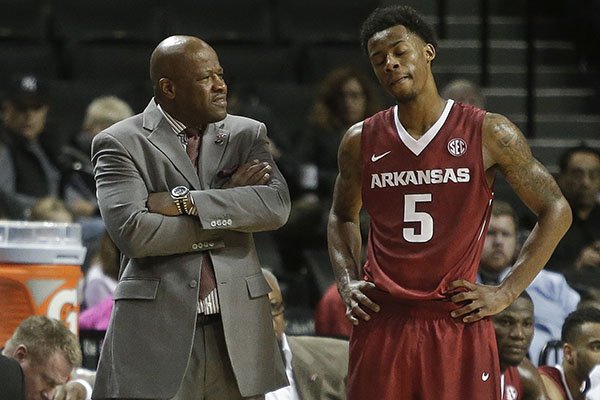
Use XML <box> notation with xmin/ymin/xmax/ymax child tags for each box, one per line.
<box><xmin>447</xmin><ymin>138</ymin><xmax>467</xmax><ymax>157</ymax></box>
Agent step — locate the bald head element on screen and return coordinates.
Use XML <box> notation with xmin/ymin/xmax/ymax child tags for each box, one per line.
<box><xmin>263</xmin><ymin>268</ymin><xmax>281</xmax><ymax>299</ymax></box>
<box><xmin>263</xmin><ymin>268</ymin><xmax>285</xmax><ymax>340</ymax></box>
<box><xmin>150</xmin><ymin>36</ymin><xmax>211</xmax><ymax>88</ymax></box>
<box><xmin>149</xmin><ymin>35</ymin><xmax>228</xmax><ymax>128</ymax></box>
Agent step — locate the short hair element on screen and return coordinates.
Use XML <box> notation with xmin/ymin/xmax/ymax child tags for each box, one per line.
<box><xmin>519</xmin><ymin>289</ymin><xmax>533</xmax><ymax>304</ymax></box>
<box><xmin>558</xmin><ymin>144</ymin><xmax>600</xmax><ymax>173</ymax></box>
<box><xmin>491</xmin><ymin>200</ymin><xmax>519</xmax><ymax>231</ymax></box>
<box><xmin>83</xmin><ymin>96</ymin><xmax>133</xmax><ymax>131</ymax></box>
<box><xmin>4</xmin><ymin>316</ymin><xmax>82</xmax><ymax>366</ymax></box>
<box><xmin>29</xmin><ymin>197</ymin><xmax>73</xmax><ymax>223</ymax></box>
<box><xmin>360</xmin><ymin>5</ymin><xmax>438</xmax><ymax>54</ymax></box>
<box><xmin>561</xmin><ymin>307</ymin><xmax>600</xmax><ymax>343</ymax></box>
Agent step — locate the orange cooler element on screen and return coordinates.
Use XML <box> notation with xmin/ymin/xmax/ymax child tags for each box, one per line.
<box><xmin>0</xmin><ymin>221</ymin><xmax>86</xmax><ymax>346</ymax></box>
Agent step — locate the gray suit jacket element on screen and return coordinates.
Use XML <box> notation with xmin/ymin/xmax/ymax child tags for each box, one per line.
<box><xmin>288</xmin><ymin>336</ymin><xmax>349</xmax><ymax>400</ymax></box>
<box><xmin>91</xmin><ymin>99</ymin><xmax>290</xmax><ymax>399</ymax></box>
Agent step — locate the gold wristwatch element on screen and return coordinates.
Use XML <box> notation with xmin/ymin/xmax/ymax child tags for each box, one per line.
<box><xmin>170</xmin><ymin>186</ymin><xmax>191</xmax><ymax>215</ymax></box>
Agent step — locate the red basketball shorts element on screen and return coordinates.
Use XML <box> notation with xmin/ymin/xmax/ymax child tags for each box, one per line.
<box><xmin>347</xmin><ymin>296</ymin><xmax>501</xmax><ymax>400</ymax></box>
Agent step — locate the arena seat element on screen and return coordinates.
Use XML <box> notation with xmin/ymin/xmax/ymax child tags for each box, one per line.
<box><xmin>164</xmin><ymin>0</ymin><xmax>273</xmax><ymax>44</ymax></box>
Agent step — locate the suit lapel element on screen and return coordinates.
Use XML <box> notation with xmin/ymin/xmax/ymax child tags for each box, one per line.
<box><xmin>199</xmin><ymin>122</ymin><xmax>229</xmax><ymax>189</ymax></box>
<box><xmin>143</xmin><ymin>100</ymin><xmax>201</xmax><ymax>189</ymax></box>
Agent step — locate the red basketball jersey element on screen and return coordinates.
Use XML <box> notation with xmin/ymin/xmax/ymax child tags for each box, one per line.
<box><xmin>539</xmin><ymin>365</ymin><xmax>570</xmax><ymax>399</ymax></box>
<box><xmin>361</xmin><ymin>100</ymin><xmax>493</xmax><ymax>300</ymax></box>
<box><xmin>502</xmin><ymin>366</ymin><xmax>523</xmax><ymax>400</ymax></box>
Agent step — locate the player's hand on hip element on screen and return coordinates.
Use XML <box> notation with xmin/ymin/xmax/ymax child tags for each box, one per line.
<box><xmin>446</xmin><ymin>279</ymin><xmax>512</xmax><ymax>323</ymax></box>
<box><xmin>338</xmin><ymin>279</ymin><xmax>380</xmax><ymax>325</ymax></box>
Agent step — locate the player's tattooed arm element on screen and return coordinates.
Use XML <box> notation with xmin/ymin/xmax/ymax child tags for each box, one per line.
<box><xmin>450</xmin><ymin>113</ymin><xmax>572</xmax><ymax>323</ymax></box>
<box><xmin>483</xmin><ymin>113</ymin><xmax>564</xmax><ymax>209</ymax></box>
<box><xmin>481</xmin><ymin>112</ymin><xmax>571</xmax><ymax>306</ymax></box>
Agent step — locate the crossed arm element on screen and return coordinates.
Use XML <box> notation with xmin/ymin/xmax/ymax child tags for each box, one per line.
<box><xmin>93</xmin><ymin>125</ymin><xmax>290</xmax><ymax>259</ymax></box>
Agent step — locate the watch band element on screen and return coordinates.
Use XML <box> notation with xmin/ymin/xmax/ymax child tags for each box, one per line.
<box><xmin>173</xmin><ymin>196</ymin><xmax>187</xmax><ymax>215</ymax></box>
<box><xmin>187</xmin><ymin>194</ymin><xmax>198</xmax><ymax>216</ymax></box>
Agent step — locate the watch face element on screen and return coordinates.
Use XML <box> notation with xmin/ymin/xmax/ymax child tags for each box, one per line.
<box><xmin>171</xmin><ymin>186</ymin><xmax>189</xmax><ymax>197</ymax></box>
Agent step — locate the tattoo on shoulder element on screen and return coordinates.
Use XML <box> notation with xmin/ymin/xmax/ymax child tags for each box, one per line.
<box><xmin>495</xmin><ymin>123</ymin><xmax>519</xmax><ymax>148</ymax></box>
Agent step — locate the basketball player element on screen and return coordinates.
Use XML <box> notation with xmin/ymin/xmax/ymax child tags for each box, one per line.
<box><xmin>327</xmin><ymin>5</ymin><xmax>572</xmax><ymax>399</ymax></box>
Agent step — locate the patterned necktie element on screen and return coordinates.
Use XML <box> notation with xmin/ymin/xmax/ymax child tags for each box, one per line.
<box><xmin>183</xmin><ymin>127</ymin><xmax>216</xmax><ymax>300</ymax></box>
<box><xmin>184</xmin><ymin>127</ymin><xmax>201</xmax><ymax>167</ymax></box>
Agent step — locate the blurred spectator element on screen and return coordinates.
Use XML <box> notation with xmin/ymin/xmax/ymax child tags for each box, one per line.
<box><xmin>0</xmin><ymin>315</ymin><xmax>90</xmax><ymax>400</ymax></box>
<box><xmin>477</xmin><ymin>200</ymin><xmax>580</xmax><ymax>365</ymax></box>
<box><xmin>296</xmin><ymin>67</ymin><xmax>381</xmax><ymax>199</ymax></box>
<box><xmin>280</xmin><ymin>68</ymin><xmax>381</xmax><ymax>269</ymax></box>
<box><xmin>577</xmin><ymin>288</ymin><xmax>600</xmax><ymax>311</ymax></box>
<box><xmin>228</xmin><ymin>81</ymin><xmax>302</xmax><ymax>199</ymax></box>
<box><xmin>263</xmin><ymin>269</ymin><xmax>349</xmax><ymax>400</ymax></box>
<box><xmin>29</xmin><ymin>197</ymin><xmax>73</xmax><ymax>223</ymax></box>
<box><xmin>0</xmin><ymin>74</ymin><xmax>61</xmax><ymax>219</ymax></box>
<box><xmin>79</xmin><ymin>297</ymin><xmax>114</xmax><ymax>332</ymax></box>
<box><xmin>61</xmin><ymin>96</ymin><xmax>133</xmax><ymax>219</ymax></box>
<box><xmin>440</xmin><ymin>78</ymin><xmax>485</xmax><ymax>108</ymax></box>
<box><xmin>548</xmin><ymin>145</ymin><xmax>600</xmax><ymax>284</ymax></box>
<box><xmin>81</xmin><ymin>231</ymin><xmax>119</xmax><ymax>310</ymax></box>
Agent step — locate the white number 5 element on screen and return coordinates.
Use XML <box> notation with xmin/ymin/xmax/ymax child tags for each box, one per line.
<box><xmin>403</xmin><ymin>194</ymin><xmax>433</xmax><ymax>243</ymax></box>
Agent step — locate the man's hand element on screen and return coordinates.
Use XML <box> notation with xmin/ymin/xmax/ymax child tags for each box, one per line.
<box><xmin>222</xmin><ymin>159</ymin><xmax>272</xmax><ymax>189</ymax></box>
<box><xmin>53</xmin><ymin>381</ymin><xmax>88</xmax><ymax>400</ymax></box>
<box><xmin>147</xmin><ymin>192</ymin><xmax>179</xmax><ymax>216</ymax></box>
<box><xmin>575</xmin><ymin>241</ymin><xmax>600</xmax><ymax>270</ymax></box>
<box><xmin>338</xmin><ymin>278</ymin><xmax>380</xmax><ymax>325</ymax></box>
<box><xmin>447</xmin><ymin>280</ymin><xmax>513</xmax><ymax>323</ymax></box>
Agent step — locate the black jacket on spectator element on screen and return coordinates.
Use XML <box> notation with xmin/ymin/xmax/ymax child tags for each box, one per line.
<box><xmin>0</xmin><ymin>353</ymin><xmax>25</xmax><ymax>400</ymax></box>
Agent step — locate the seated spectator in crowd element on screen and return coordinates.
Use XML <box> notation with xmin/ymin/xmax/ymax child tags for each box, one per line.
<box><xmin>0</xmin><ymin>315</ymin><xmax>91</xmax><ymax>400</ymax></box>
<box><xmin>493</xmin><ymin>291</ymin><xmax>549</xmax><ymax>400</ymax></box>
<box><xmin>440</xmin><ymin>78</ymin><xmax>486</xmax><ymax>108</ymax></box>
<box><xmin>81</xmin><ymin>231</ymin><xmax>119</xmax><ymax>311</ymax></box>
<box><xmin>540</xmin><ymin>307</ymin><xmax>600</xmax><ymax>400</ymax></box>
<box><xmin>79</xmin><ymin>231</ymin><xmax>119</xmax><ymax>331</ymax></box>
<box><xmin>59</xmin><ymin>96</ymin><xmax>131</xmax><ymax>272</ymax></box>
<box><xmin>296</xmin><ymin>67</ymin><xmax>381</xmax><ymax>200</ymax></box>
<box><xmin>547</xmin><ymin>145</ymin><xmax>600</xmax><ymax>284</ymax></box>
<box><xmin>282</xmin><ymin>67</ymin><xmax>381</xmax><ymax>267</ymax></box>
<box><xmin>477</xmin><ymin>200</ymin><xmax>580</xmax><ymax>365</ymax></box>
<box><xmin>263</xmin><ymin>269</ymin><xmax>349</xmax><ymax>400</ymax></box>
<box><xmin>60</xmin><ymin>96</ymin><xmax>133</xmax><ymax>219</ymax></box>
<box><xmin>28</xmin><ymin>196</ymin><xmax>73</xmax><ymax>223</ymax></box>
<box><xmin>0</xmin><ymin>74</ymin><xmax>61</xmax><ymax>220</ymax></box>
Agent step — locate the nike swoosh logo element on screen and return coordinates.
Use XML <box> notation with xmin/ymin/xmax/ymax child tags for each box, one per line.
<box><xmin>481</xmin><ymin>372</ymin><xmax>490</xmax><ymax>382</ymax></box>
<box><xmin>371</xmin><ymin>151</ymin><xmax>391</xmax><ymax>162</ymax></box>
